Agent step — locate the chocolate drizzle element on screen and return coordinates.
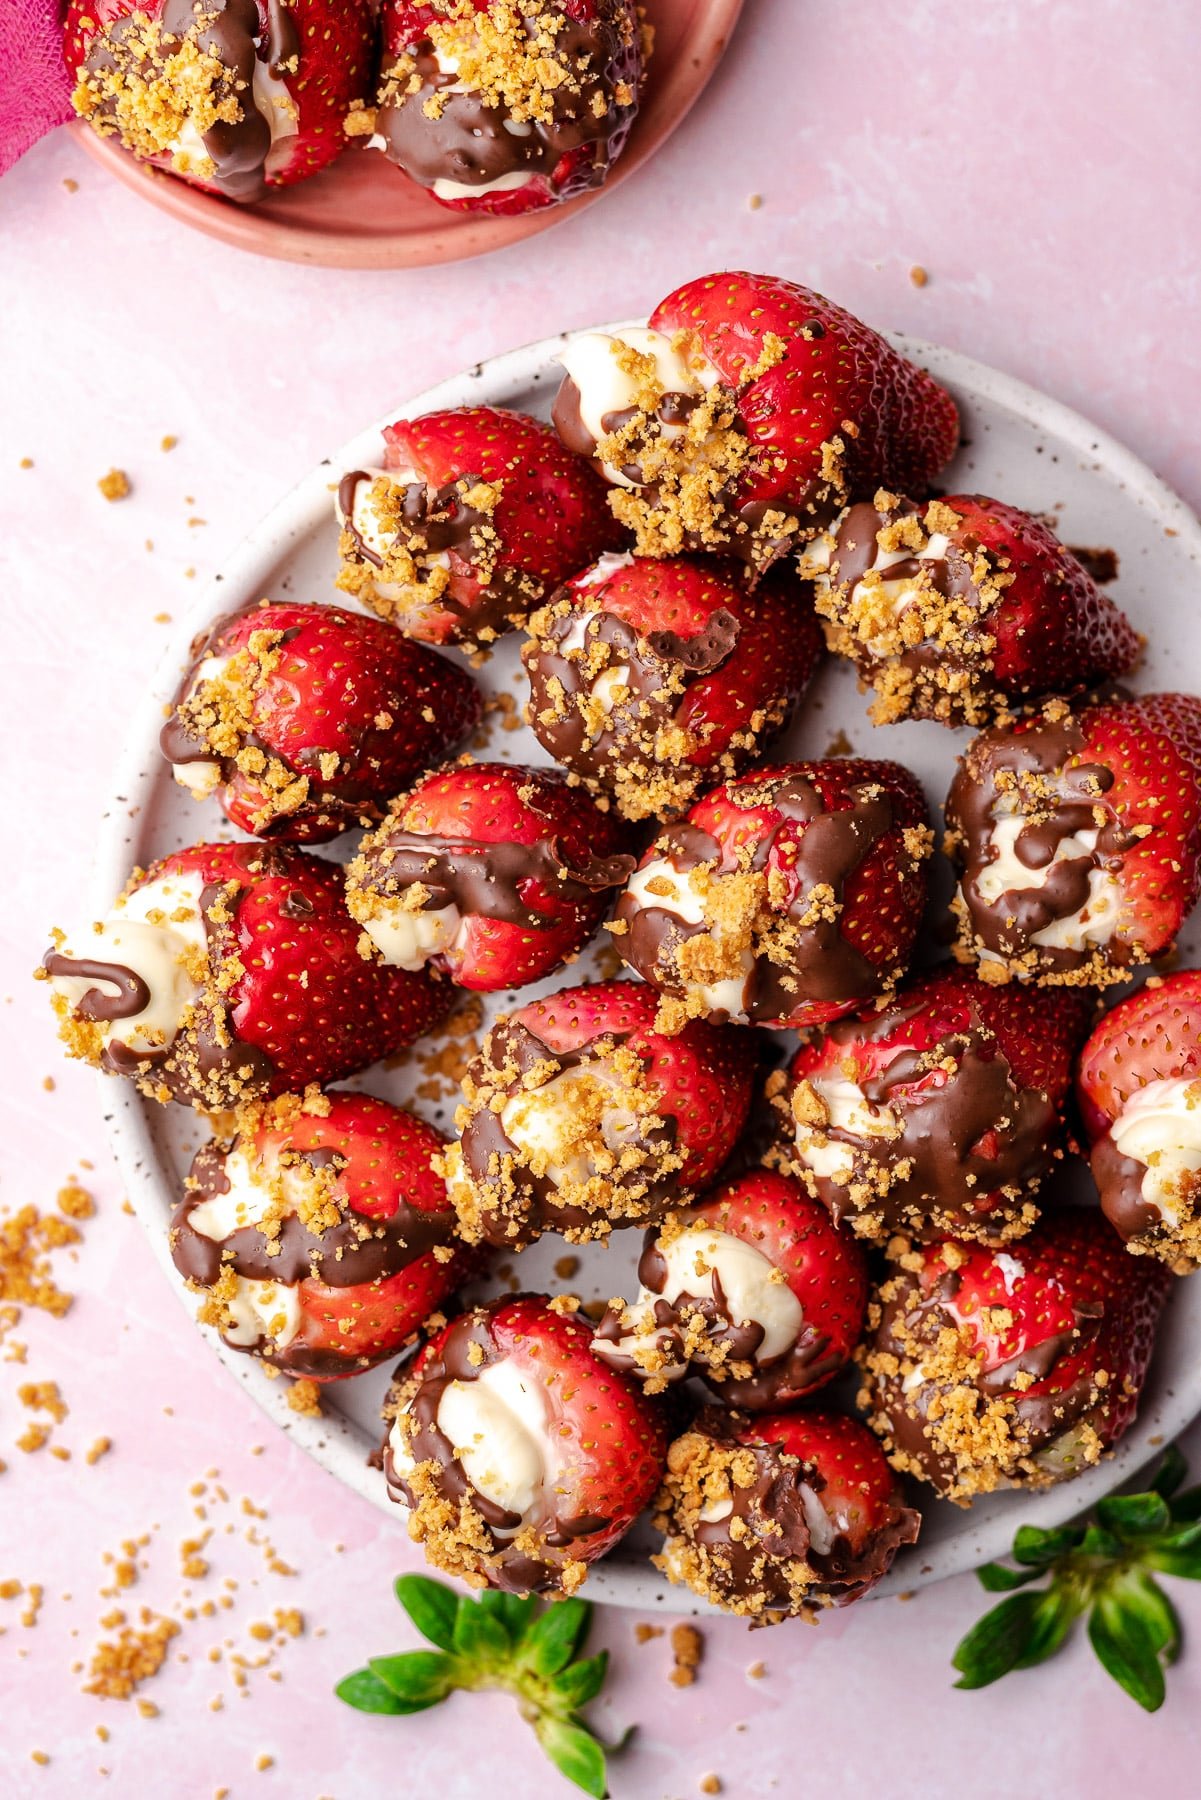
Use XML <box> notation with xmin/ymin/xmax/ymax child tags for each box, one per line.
<box><xmin>41</xmin><ymin>954</ymin><xmax>150</xmax><ymax>1024</ymax></box>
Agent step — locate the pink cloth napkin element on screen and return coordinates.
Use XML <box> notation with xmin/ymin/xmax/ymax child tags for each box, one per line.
<box><xmin>1</xmin><ymin>0</ymin><xmax>75</xmax><ymax>179</ymax></box>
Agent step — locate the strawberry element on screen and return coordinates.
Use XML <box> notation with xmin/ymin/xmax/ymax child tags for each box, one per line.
<box><xmin>373</xmin><ymin>0</ymin><xmax>642</xmax><ymax>214</ymax></box>
<box><xmin>444</xmin><ymin>979</ymin><xmax>757</xmax><ymax>1246</ymax></box>
<box><xmin>596</xmin><ymin>1167</ymin><xmax>868</xmax><ymax>1410</ymax></box>
<box><xmin>161</xmin><ymin>600</ymin><xmax>483</xmax><ymax>842</ymax></box>
<box><xmin>653</xmin><ymin>1406</ymin><xmax>920</xmax><ymax>1618</ymax></box>
<box><xmin>522</xmin><ymin>552</ymin><xmax>825</xmax><ymax>822</ymax></box>
<box><xmin>345</xmin><ymin>760</ymin><xmax>633</xmax><ymax>991</ymax></box>
<box><xmin>553</xmin><ymin>274</ymin><xmax>958</xmax><ymax>570</ymax></box>
<box><xmin>42</xmin><ymin>842</ymin><xmax>450</xmax><ymax>1110</ymax></box>
<box><xmin>1077</xmin><ymin>971</ymin><xmax>1201</xmax><ymax>1267</ymax></box>
<box><xmin>614</xmin><ymin>759</ymin><xmax>932</xmax><ymax>1031</ymax></box>
<box><xmin>859</xmin><ymin>1208</ymin><xmax>1171</xmax><ymax>1502</ymax></box>
<box><xmin>170</xmin><ymin>1090</ymin><xmax>480</xmax><ymax>1378</ymax></box>
<box><xmin>804</xmin><ymin>492</ymin><xmax>1140</xmax><ymax>728</ymax></box>
<box><xmin>336</xmin><ymin>405</ymin><xmax>620</xmax><ymax>648</ymax></box>
<box><xmin>787</xmin><ymin>963</ymin><xmax>1095</xmax><ymax>1243</ymax></box>
<box><xmin>381</xmin><ymin>1293</ymin><xmax>668</xmax><ymax>1594</ymax></box>
<box><xmin>946</xmin><ymin>693</ymin><xmax>1201</xmax><ymax>988</ymax></box>
<box><xmin>65</xmin><ymin>0</ymin><xmax>375</xmax><ymax>200</ymax></box>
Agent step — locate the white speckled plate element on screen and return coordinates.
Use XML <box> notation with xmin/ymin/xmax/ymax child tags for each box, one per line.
<box><xmin>94</xmin><ymin>321</ymin><xmax>1201</xmax><ymax>1614</ymax></box>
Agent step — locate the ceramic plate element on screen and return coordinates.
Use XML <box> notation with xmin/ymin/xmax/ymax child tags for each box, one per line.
<box><xmin>71</xmin><ymin>0</ymin><xmax>744</xmax><ymax>268</ymax></box>
<box><xmin>94</xmin><ymin>320</ymin><xmax>1201</xmax><ymax>1614</ymax></box>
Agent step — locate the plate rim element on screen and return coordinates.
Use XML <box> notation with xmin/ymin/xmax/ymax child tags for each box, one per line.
<box><xmin>91</xmin><ymin>320</ymin><xmax>1201</xmax><ymax>1613</ymax></box>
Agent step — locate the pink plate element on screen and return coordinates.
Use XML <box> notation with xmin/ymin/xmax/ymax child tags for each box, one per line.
<box><xmin>70</xmin><ymin>0</ymin><xmax>745</xmax><ymax>268</ymax></box>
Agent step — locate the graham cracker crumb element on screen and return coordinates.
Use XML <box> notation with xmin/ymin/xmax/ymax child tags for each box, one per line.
<box><xmin>97</xmin><ymin>469</ymin><xmax>130</xmax><ymax>502</ymax></box>
<box><xmin>909</xmin><ymin>265</ymin><xmax>929</xmax><ymax>288</ymax></box>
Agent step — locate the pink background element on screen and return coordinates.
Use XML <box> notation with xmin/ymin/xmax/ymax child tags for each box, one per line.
<box><xmin>3</xmin><ymin>3</ymin><xmax>1201</xmax><ymax>1794</ymax></box>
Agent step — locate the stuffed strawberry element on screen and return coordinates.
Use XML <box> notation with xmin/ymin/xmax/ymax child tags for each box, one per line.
<box><xmin>42</xmin><ymin>842</ymin><xmax>450</xmax><ymax>1110</ymax></box>
<box><xmin>373</xmin><ymin>0</ymin><xmax>643</xmax><ymax>214</ymax></box>
<box><xmin>596</xmin><ymin>1168</ymin><xmax>868</xmax><ymax>1410</ymax></box>
<box><xmin>444</xmin><ymin>980</ymin><xmax>757</xmax><ymax>1246</ymax></box>
<box><xmin>381</xmin><ymin>1294</ymin><xmax>667</xmax><ymax>1594</ymax></box>
<box><xmin>787</xmin><ymin>964</ymin><xmax>1095</xmax><ymax>1244</ymax></box>
<box><xmin>946</xmin><ymin>694</ymin><xmax>1201</xmax><ymax>988</ymax></box>
<box><xmin>161</xmin><ymin>600</ymin><xmax>482</xmax><ymax>842</ymax></box>
<box><xmin>522</xmin><ymin>553</ymin><xmax>825</xmax><ymax>821</ymax></box>
<box><xmin>613</xmin><ymin>759</ymin><xmax>932</xmax><ymax>1032</ymax></box>
<box><xmin>654</xmin><ymin>1407</ymin><xmax>920</xmax><ymax>1619</ymax></box>
<box><xmin>170</xmin><ymin>1090</ymin><xmax>479</xmax><ymax>1378</ymax></box>
<box><xmin>553</xmin><ymin>273</ymin><xmax>959</xmax><ymax>569</ymax></box>
<box><xmin>335</xmin><ymin>406</ymin><xmax>619</xmax><ymax>647</ymax></box>
<box><xmin>65</xmin><ymin>0</ymin><xmax>375</xmax><ymax>200</ymax></box>
<box><xmin>345</xmin><ymin>761</ymin><xmax>633</xmax><ymax>991</ymax></box>
<box><xmin>858</xmin><ymin>1209</ymin><xmax>1171</xmax><ymax>1503</ymax></box>
<box><xmin>1078</xmin><ymin>971</ymin><xmax>1201</xmax><ymax>1269</ymax></box>
<box><xmin>803</xmin><ymin>492</ymin><xmax>1140</xmax><ymax>727</ymax></box>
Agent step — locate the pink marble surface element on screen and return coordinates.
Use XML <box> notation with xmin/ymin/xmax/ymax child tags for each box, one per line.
<box><xmin>3</xmin><ymin>4</ymin><xmax>1201</xmax><ymax>1794</ymax></box>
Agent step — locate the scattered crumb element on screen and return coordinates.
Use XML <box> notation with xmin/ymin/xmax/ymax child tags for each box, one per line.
<box><xmin>747</xmin><ymin>193</ymin><xmax>762</xmax><ymax>210</ymax></box>
<box><xmin>635</xmin><ymin>1622</ymin><xmax>664</xmax><ymax>1644</ymax></box>
<box><xmin>63</xmin><ymin>177</ymin><xmax>78</xmax><ymax>192</ymax></box>
<box><xmin>700</xmin><ymin>1778</ymin><xmax>722</xmax><ymax>1795</ymax></box>
<box><xmin>97</xmin><ymin>469</ymin><xmax>130</xmax><ymax>502</ymax></box>
<box><xmin>553</xmin><ymin>1255</ymin><xmax>580</xmax><ymax>1281</ymax></box>
<box><xmin>160</xmin><ymin>436</ymin><xmax>178</xmax><ymax>452</ymax></box>
<box><xmin>154</xmin><ymin>612</ymin><xmax>172</xmax><ymax>624</ymax></box>
<box><xmin>909</xmin><ymin>265</ymin><xmax>929</xmax><ymax>288</ymax></box>
<box><xmin>285</xmin><ymin>1379</ymin><xmax>321</xmax><ymax>1418</ymax></box>
<box><xmin>19</xmin><ymin>457</ymin><xmax>33</xmax><ymax>470</ymax></box>
<box><xmin>670</xmin><ymin>1622</ymin><xmax>703</xmax><ymax>1687</ymax></box>
<box><xmin>255</xmin><ymin>1754</ymin><xmax>274</xmax><ymax>1772</ymax></box>
<box><xmin>30</xmin><ymin>1751</ymin><xmax>50</xmax><ymax>1767</ymax></box>
<box><xmin>747</xmin><ymin>1660</ymin><xmax>766</xmax><ymax>1679</ymax></box>
<box><xmin>42</xmin><ymin>1076</ymin><xmax>55</xmax><ymax>1092</ymax></box>
<box><xmin>824</xmin><ymin>729</ymin><xmax>853</xmax><ymax>757</ymax></box>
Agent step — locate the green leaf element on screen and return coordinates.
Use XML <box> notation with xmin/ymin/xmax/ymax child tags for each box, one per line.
<box><xmin>1153</xmin><ymin>1445</ymin><xmax>1188</xmax><ymax>1499</ymax></box>
<box><xmin>477</xmin><ymin>1590</ymin><xmax>537</xmax><ymax>1642</ymax></box>
<box><xmin>452</xmin><ymin>1597</ymin><xmax>512</xmax><ymax>1663</ymax></box>
<box><xmin>1012</xmin><ymin>1523</ymin><xmax>1082</xmax><ymax>1567</ymax></box>
<box><xmin>394</xmin><ymin>1574</ymin><xmax>460</xmax><ymax>1652</ymax></box>
<box><xmin>522</xmin><ymin>1598</ymin><xmax>592</xmax><ymax>1677</ymax></box>
<box><xmin>976</xmin><ymin>1561</ymin><xmax>1045</xmax><ymax>1593</ymax></box>
<box><xmin>536</xmin><ymin>1718</ymin><xmax>608</xmax><ymax>1798</ymax></box>
<box><xmin>1013</xmin><ymin>1584</ymin><xmax>1080</xmax><ymax>1670</ymax></box>
<box><xmin>368</xmin><ymin>1651</ymin><xmax>458</xmax><ymax>1711</ymax></box>
<box><xmin>551</xmin><ymin>1650</ymin><xmax>610</xmax><ymax>1711</ymax></box>
<box><xmin>952</xmin><ymin>1591</ymin><xmax>1042</xmax><ymax>1690</ymax></box>
<box><xmin>335</xmin><ymin>1668</ymin><xmax>409</xmax><ymax>1715</ymax></box>
<box><xmin>1143</xmin><ymin>1542</ymin><xmax>1201</xmax><ymax>1581</ymax></box>
<box><xmin>1108</xmin><ymin>1570</ymin><xmax>1181</xmax><ymax>1663</ymax></box>
<box><xmin>1078</xmin><ymin>1525</ymin><xmax>1123</xmax><ymax>1560</ymax></box>
<box><xmin>1088</xmin><ymin>1592</ymin><xmax>1167</xmax><ymax>1712</ymax></box>
<box><xmin>1097</xmin><ymin>1491</ymin><xmax>1172</xmax><ymax>1540</ymax></box>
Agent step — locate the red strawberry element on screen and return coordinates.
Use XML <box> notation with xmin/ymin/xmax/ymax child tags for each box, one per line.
<box><xmin>788</xmin><ymin>963</ymin><xmax>1095</xmax><ymax>1243</ymax></box>
<box><xmin>445</xmin><ymin>978</ymin><xmax>757</xmax><ymax>1246</ymax></box>
<box><xmin>373</xmin><ymin>0</ymin><xmax>642</xmax><ymax>215</ymax></box>
<box><xmin>805</xmin><ymin>492</ymin><xmax>1140</xmax><ymax>727</ymax></box>
<box><xmin>65</xmin><ymin>0</ymin><xmax>375</xmax><ymax>199</ymax></box>
<box><xmin>553</xmin><ymin>274</ymin><xmax>958</xmax><ymax>569</ymax></box>
<box><xmin>614</xmin><ymin>759</ymin><xmax>932</xmax><ymax>1031</ymax></box>
<box><xmin>42</xmin><ymin>842</ymin><xmax>451</xmax><ymax>1110</ymax></box>
<box><xmin>596</xmin><ymin>1167</ymin><xmax>868</xmax><ymax>1410</ymax></box>
<box><xmin>859</xmin><ymin>1208</ymin><xmax>1171</xmax><ymax>1501</ymax></box>
<box><xmin>381</xmin><ymin>1293</ymin><xmax>668</xmax><ymax>1593</ymax></box>
<box><xmin>336</xmin><ymin>405</ymin><xmax>620</xmax><ymax>647</ymax></box>
<box><xmin>522</xmin><ymin>552</ymin><xmax>825</xmax><ymax>821</ymax></box>
<box><xmin>653</xmin><ymin>1406</ymin><xmax>920</xmax><ymax>1618</ymax></box>
<box><xmin>947</xmin><ymin>693</ymin><xmax>1201</xmax><ymax>988</ymax></box>
<box><xmin>161</xmin><ymin>600</ymin><xmax>483</xmax><ymax>842</ymax></box>
<box><xmin>1077</xmin><ymin>971</ymin><xmax>1201</xmax><ymax>1265</ymax></box>
<box><xmin>170</xmin><ymin>1091</ymin><xmax>480</xmax><ymax>1378</ymax></box>
<box><xmin>345</xmin><ymin>760</ymin><xmax>633</xmax><ymax>991</ymax></box>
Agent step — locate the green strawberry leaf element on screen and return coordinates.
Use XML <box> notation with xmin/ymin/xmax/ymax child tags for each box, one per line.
<box><xmin>976</xmin><ymin>1561</ymin><xmax>1045</xmax><ymax>1593</ymax></box>
<box><xmin>1088</xmin><ymin>1592</ymin><xmax>1167</xmax><ymax>1712</ymax></box>
<box><xmin>368</xmin><ymin>1651</ymin><xmax>458</xmax><ymax>1711</ymax></box>
<box><xmin>394</xmin><ymin>1574</ymin><xmax>460</xmax><ymax>1652</ymax></box>
<box><xmin>522</xmin><ymin>1598</ymin><xmax>592</xmax><ymax>1677</ymax></box>
<box><xmin>335</xmin><ymin>1668</ymin><xmax>410</xmax><ymax>1715</ymax></box>
<box><xmin>1012</xmin><ymin>1584</ymin><xmax>1080</xmax><ymax>1670</ymax></box>
<box><xmin>1012</xmin><ymin>1523</ymin><xmax>1083</xmax><ymax>1567</ymax></box>
<box><xmin>1107</xmin><ymin>1570</ymin><xmax>1180</xmax><ymax>1664</ymax></box>
<box><xmin>551</xmin><ymin>1650</ymin><xmax>610</xmax><ymax>1711</ymax></box>
<box><xmin>952</xmin><ymin>1590</ymin><xmax>1043</xmax><ymax>1689</ymax></box>
<box><xmin>1153</xmin><ymin>1445</ymin><xmax>1188</xmax><ymax>1499</ymax></box>
<box><xmin>477</xmin><ymin>1590</ymin><xmax>538</xmax><ymax>1642</ymax></box>
<box><xmin>1096</xmin><ymin>1491</ymin><xmax>1172</xmax><ymax>1540</ymax></box>
<box><xmin>1078</xmin><ymin>1525</ymin><xmax>1123</xmax><ymax>1560</ymax></box>
<box><xmin>452</xmin><ymin>1596</ymin><xmax>512</xmax><ymax>1663</ymax></box>
<box><xmin>1143</xmin><ymin>1542</ymin><xmax>1201</xmax><ymax>1580</ymax></box>
<box><xmin>536</xmin><ymin>1717</ymin><xmax>609</xmax><ymax>1799</ymax></box>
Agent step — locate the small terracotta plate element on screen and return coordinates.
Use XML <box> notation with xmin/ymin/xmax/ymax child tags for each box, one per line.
<box><xmin>71</xmin><ymin>0</ymin><xmax>745</xmax><ymax>268</ymax></box>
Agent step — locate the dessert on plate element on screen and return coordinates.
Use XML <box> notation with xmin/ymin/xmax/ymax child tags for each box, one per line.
<box><xmin>162</xmin><ymin>599</ymin><xmax>482</xmax><ymax>841</ymax></box>
<box><xmin>613</xmin><ymin>759</ymin><xmax>933</xmax><ymax>1030</ymax></box>
<box><xmin>381</xmin><ymin>1294</ymin><xmax>667</xmax><ymax>1593</ymax></box>
<box><xmin>170</xmin><ymin>1089</ymin><xmax>478</xmax><ymax>1377</ymax></box>
<box><xmin>335</xmin><ymin>406</ymin><xmax>618</xmax><ymax>647</ymax></box>
<box><xmin>522</xmin><ymin>553</ymin><xmax>825</xmax><ymax>821</ymax></box>
<box><xmin>345</xmin><ymin>760</ymin><xmax>633</xmax><ymax>991</ymax></box>
<box><xmin>65</xmin><ymin>0</ymin><xmax>376</xmax><ymax>199</ymax></box>
<box><xmin>444</xmin><ymin>979</ymin><xmax>757</xmax><ymax>1246</ymax></box>
<box><xmin>372</xmin><ymin>0</ymin><xmax>643</xmax><ymax>213</ymax></box>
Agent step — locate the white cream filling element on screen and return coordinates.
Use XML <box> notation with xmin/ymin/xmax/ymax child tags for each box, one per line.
<box><xmin>793</xmin><ymin>1073</ymin><xmax>900</xmax><ymax>1182</ymax></box>
<box><xmin>334</xmin><ymin>463</ymin><xmax>452</xmax><ymax>617</ymax></box>
<box><xmin>49</xmin><ymin>872</ymin><xmax>208</xmax><ymax>1057</ymax></box>
<box><xmin>220</xmin><ymin>1275</ymin><xmax>301</xmax><ymax>1350</ymax></box>
<box><xmin>624</xmin><ymin>859</ymin><xmax>751</xmax><ymax>1022</ymax></box>
<box><xmin>994</xmin><ymin>1253</ymin><xmax>1027</xmax><ymax>1295</ymax></box>
<box><xmin>360</xmin><ymin>902</ymin><xmax>463</xmax><ymax>972</ymax></box>
<box><xmin>972</xmin><ymin>793</ymin><xmax>1123</xmax><ymax>953</ymax></box>
<box><xmin>433</xmin><ymin>168</ymin><xmax>533</xmax><ymax>201</ymax></box>
<box><xmin>804</xmin><ymin>510</ymin><xmax>953</xmax><ymax>655</ymax></box>
<box><xmin>574</xmin><ymin>551</ymin><xmax>637</xmax><ymax>589</ymax></box>
<box><xmin>499</xmin><ymin>1064</ymin><xmax>647</xmax><ymax>1188</ymax></box>
<box><xmin>171</xmin><ymin>652</ymin><xmax>230</xmax><ymax>797</ymax></box>
<box><xmin>555</xmin><ymin>326</ymin><xmax>721</xmax><ymax>488</ymax></box>
<box><xmin>168</xmin><ymin>55</ymin><xmax>298</xmax><ymax>176</ymax></box>
<box><xmin>1110</xmin><ymin>1076</ymin><xmax>1201</xmax><ymax>1228</ymax></box>
<box><xmin>558</xmin><ymin>612</ymin><xmax>631</xmax><ymax>718</ymax></box>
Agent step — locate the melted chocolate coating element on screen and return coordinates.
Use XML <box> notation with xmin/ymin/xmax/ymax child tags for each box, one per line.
<box><xmin>1090</xmin><ymin>1132</ymin><xmax>1165</xmax><ymax>1247</ymax></box>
